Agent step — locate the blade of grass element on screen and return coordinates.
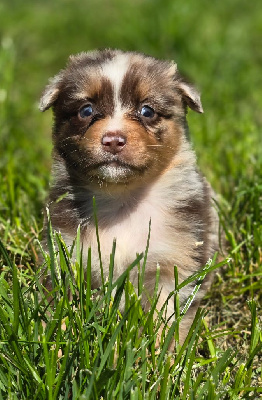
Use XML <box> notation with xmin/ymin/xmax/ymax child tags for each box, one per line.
<box><xmin>93</xmin><ymin>196</ymin><xmax>104</xmax><ymax>289</ymax></box>
<box><xmin>0</xmin><ymin>238</ymin><xmax>19</xmax><ymax>335</ymax></box>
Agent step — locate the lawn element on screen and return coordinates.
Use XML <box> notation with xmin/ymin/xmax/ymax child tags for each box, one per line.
<box><xmin>0</xmin><ymin>0</ymin><xmax>261</xmax><ymax>398</ymax></box>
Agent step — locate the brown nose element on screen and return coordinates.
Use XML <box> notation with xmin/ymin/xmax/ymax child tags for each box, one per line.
<box><xmin>101</xmin><ymin>132</ymin><xmax>127</xmax><ymax>154</ymax></box>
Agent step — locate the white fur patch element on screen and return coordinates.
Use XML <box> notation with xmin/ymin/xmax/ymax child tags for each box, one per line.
<box><xmin>96</xmin><ymin>164</ymin><xmax>134</xmax><ymax>182</ymax></box>
<box><xmin>101</xmin><ymin>53</ymin><xmax>131</xmax><ymax>116</ymax></box>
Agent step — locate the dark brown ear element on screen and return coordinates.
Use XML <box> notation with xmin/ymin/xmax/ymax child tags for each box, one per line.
<box><xmin>177</xmin><ymin>80</ymin><xmax>203</xmax><ymax>113</ymax></box>
<box><xmin>39</xmin><ymin>74</ymin><xmax>61</xmax><ymax>112</ymax></box>
<box><xmin>167</xmin><ymin>61</ymin><xmax>203</xmax><ymax>113</ymax></box>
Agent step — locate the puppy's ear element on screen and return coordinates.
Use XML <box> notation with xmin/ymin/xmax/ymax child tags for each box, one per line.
<box><xmin>39</xmin><ymin>75</ymin><xmax>61</xmax><ymax>112</ymax></box>
<box><xmin>177</xmin><ymin>80</ymin><xmax>203</xmax><ymax>113</ymax></box>
<box><xmin>169</xmin><ymin>63</ymin><xmax>203</xmax><ymax>113</ymax></box>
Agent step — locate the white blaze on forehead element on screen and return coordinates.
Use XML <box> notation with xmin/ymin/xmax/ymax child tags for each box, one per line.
<box><xmin>101</xmin><ymin>53</ymin><xmax>131</xmax><ymax>116</ymax></box>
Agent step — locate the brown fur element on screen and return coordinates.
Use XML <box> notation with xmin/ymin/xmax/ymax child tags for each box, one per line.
<box><xmin>40</xmin><ymin>49</ymin><xmax>219</xmax><ymax>344</ymax></box>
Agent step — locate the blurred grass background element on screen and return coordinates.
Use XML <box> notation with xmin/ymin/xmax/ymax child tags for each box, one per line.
<box><xmin>1</xmin><ymin>0</ymin><xmax>261</xmax><ymax>205</ymax></box>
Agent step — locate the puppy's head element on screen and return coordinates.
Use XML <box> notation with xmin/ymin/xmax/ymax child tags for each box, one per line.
<box><xmin>40</xmin><ymin>49</ymin><xmax>203</xmax><ymax>188</ymax></box>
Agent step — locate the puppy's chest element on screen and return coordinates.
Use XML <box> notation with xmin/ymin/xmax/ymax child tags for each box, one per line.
<box><xmin>82</xmin><ymin>200</ymin><xmax>169</xmax><ymax>273</ymax></box>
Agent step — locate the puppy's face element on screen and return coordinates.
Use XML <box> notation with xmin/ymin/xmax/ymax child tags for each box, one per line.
<box><xmin>40</xmin><ymin>50</ymin><xmax>203</xmax><ymax>188</ymax></box>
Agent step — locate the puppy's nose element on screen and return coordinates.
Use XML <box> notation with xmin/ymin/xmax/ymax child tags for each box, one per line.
<box><xmin>101</xmin><ymin>132</ymin><xmax>127</xmax><ymax>154</ymax></box>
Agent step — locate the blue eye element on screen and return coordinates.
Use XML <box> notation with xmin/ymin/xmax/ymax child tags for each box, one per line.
<box><xmin>79</xmin><ymin>104</ymin><xmax>93</xmax><ymax>118</ymax></box>
<box><xmin>140</xmin><ymin>105</ymin><xmax>155</xmax><ymax>118</ymax></box>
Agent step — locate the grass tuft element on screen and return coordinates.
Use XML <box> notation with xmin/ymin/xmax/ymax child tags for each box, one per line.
<box><xmin>0</xmin><ymin>223</ymin><xmax>261</xmax><ymax>398</ymax></box>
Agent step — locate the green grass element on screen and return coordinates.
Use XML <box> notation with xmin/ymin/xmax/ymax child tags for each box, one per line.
<box><xmin>0</xmin><ymin>0</ymin><xmax>262</xmax><ymax>398</ymax></box>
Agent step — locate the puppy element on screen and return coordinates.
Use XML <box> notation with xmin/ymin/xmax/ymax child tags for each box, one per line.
<box><xmin>39</xmin><ymin>49</ymin><xmax>219</xmax><ymax>343</ymax></box>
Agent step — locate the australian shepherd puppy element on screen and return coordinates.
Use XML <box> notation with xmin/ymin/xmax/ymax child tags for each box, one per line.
<box><xmin>40</xmin><ymin>49</ymin><xmax>219</xmax><ymax>343</ymax></box>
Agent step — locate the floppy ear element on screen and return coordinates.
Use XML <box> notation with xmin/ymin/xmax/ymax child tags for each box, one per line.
<box><xmin>177</xmin><ymin>80</ymin><xmax>203</xmax><ymax>113</ymax></box>
<box><xmin>168</xmin><ymin>61</ymin><xmax>203</xmax><ymax>113</ymax></box>
<box><xmin>38</xmin><ymin>53</ymin><xmax>86</xmax><ymax>112</ymax></box>
<box><xmin>39</xmin><ymin>74</ymin><xmax>61</xmax><ymax>112</ymax></box>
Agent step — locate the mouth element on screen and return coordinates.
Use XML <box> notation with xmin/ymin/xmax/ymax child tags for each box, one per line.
<box><xmin>90</xmin><ymin>159</ymin><xmax>148</xmax><ymax>183</ymax></box>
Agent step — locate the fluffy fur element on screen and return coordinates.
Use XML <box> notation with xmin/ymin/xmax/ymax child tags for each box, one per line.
<box><xmin>40</xmin><ymin>49</ymin><xmax>219</xmax><ymax>343</ymax></box>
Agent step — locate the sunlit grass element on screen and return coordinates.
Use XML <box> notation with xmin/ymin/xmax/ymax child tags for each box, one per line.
<box><xmin>1</xmin><ymin>225</ymin><xmax>260</xmax><ymax>399</ymax></box>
